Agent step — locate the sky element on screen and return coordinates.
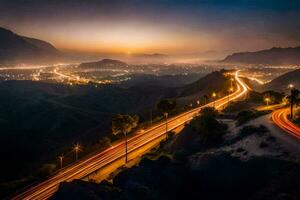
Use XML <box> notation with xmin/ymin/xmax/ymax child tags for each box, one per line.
<box><xmin>0</xmin><ymin>0</ymin><xmax>300</xmax><ymax>56</ymax></box>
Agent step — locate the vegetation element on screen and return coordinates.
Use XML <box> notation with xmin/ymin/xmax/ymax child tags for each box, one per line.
<box><xmin>236</xmin><ymin>110</ymin><xmax>270</xmax><ymax>126</ymax></box>
<box><xmin>112</xmin><ymin>114</ymin><xmax>139</xmax><ymax>163</ymax></box>
<box><xmin>53</xmin><ymin>151</ymin><xmax>300</xmax><ymax>200</ymax></box>
<box><xmin>294</xmin><ymin>109</ymin><xmax>300</xmax><ymax>125</ymax></box>
<box><xmin>0</xmin><ymin>70</ymin><xmax>230</xmax><ymax>197</ymax></box>
<box><xmin>287</xmin><ymin>88</ymin><xmax>300</xmax><ymax>119</ymax></box>
<box><xmin>156</xmin><ymin>99</ymin><xmax>177</xmax><ymax>115</ymax></box>
<box><xmin>190</xmin><ymin>107</ymin><xmax>227</xmax><ymax>145</ymax></box>
<box><xmin>261</xmin><ymin>90</ymin><xmax>284</xmax><ymax>105</ymax></box>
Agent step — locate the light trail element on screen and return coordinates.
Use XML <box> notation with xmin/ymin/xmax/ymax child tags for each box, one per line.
<box><xmin>12</xmin><ymin>71</ymin><xmax>248</xmax><ymax>200</ymax></box>
<box><xmin>238</xmin><ymin>75</ymin><xmax>269</xmax><ymax>85</ymax></box>
<box><xmin>272</xmin><ymin>108</ymin><xmax>300</xmax><ymax>139</ymax></box>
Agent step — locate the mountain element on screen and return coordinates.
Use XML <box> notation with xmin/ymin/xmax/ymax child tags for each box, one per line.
<box><xmin>78</xmin><ymin>59</ymin><xmax>128</xmax><ymax>68</ymax></box>
<box><xmin>222</xmin><ymin>46</ymin><xmax>300</xmax><ymax>65</ymax></box>
<box><xmin>179</xmin><ymin>70</ymin><xmax>228</xmax><ymax>97</ymax></box>
<box><xmin>0</xmin><ymin>27</ymin><xmax>64</xmax><ymax>64</ymax></box>
<box><xmin>263</xmin><ymin>68</ymin><xmax>300</xmax><ymax>92</ymax></box>
<box><xmin>134</xmin><ymin>53</ymin><xmax>168</xmax><ymax>59</ymax></box>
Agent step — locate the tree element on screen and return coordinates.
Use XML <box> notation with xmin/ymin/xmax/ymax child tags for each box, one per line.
<box><xmin>157</xmin><ymin>99</ymin><xmax>177</xmax><ymax>138</ymax></box>
<box><xmin>112</xmin><ymin>114</ymin><xmax>139</xmax><ymax>163</ymax></box>
<box><xmin>287</xmin><ymin>88</ymin><xmax>299</xmax><ymax>119</ymax></box>
<box><xmin>191</xmin><ymin>107</ymin><xmax>226</xmax><ymax>145</ymax></box>
<box><xmin>157</xmin><ymin>99</ymin><xmax>177</xmax><ymax>114</ymax></box>
<box><xmin>262</xmin><ymin>91</ymin><xmax>284</xmax><ymax>104</ymax></box>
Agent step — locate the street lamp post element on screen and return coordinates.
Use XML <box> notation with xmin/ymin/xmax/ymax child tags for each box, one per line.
<box><xmin>230</xmin><ymin>77</ymin><xmax>234</xmax><ymax>88</ymax></box>
<box><xmin>164</xmin><ymin>112</ymin><xmax>168</xmax><ymax>139</ymax></box>
<box><xmin>288</xmin><ymin>84</ymin><xmax>295</xmax><ymax>119</ymax></box>
<box><xmin>125</xmin><ymin>132</ymin><xmax>128</xmax><ymax>163</ymax></box>
<box><xmin>74</xmin><ymin>144</ymin><xmax>80</xmax><ymax>161</ymax></box>
<box><xmin>264</xmin><ymin>97</ymin><xmax>270</xmax><ymax>108</ymax></box>
<box><xmin>58</xmin><ymin>155</ymin><xmax>64</xmax><ymax>169</ymax></box>
<box><xmin>228</xmin><ymin>87</ymin><xmax>234</xmax><ymax>105</ymax></box>
<box><xmin>150</xmin><ymin>110</ymin><xmax>153</xmax><ymax>125</ymax></box>
<box><xmin>212</xmin><ymin>92</ymin><xmax>217</xmax><ymax>108</ymax></box>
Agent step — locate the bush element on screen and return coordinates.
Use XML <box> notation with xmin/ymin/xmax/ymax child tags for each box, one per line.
<box><xmin>38</xmin><ymin>163</ymin><xmax>56</xmax><ymax>177</ymax></box>
<box><xmin>191</xmin><ymin>107</ymin><xmax>227</xmax><ymax>145</ymax></box>
<box><xmin>236</xmin><ymin>110</ymin><xmax>270</xmax><ymax>126</ymax></box>
<box><xmin>98</xmin><ymin>137</ymin><xmax>111</xmax><ymax>149</ymax></box>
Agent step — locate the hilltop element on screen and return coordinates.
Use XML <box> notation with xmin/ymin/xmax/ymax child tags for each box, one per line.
<box><xmin>0</xmin><ymin>27</ymin><xmax>65</xmax><ymax>64</ymax></box>
<box><xmin>222</xmin><ymin>46</ymin><xmax>300</xmax><ymax>65</ymax></box>
<box><xmin>78</xmin><ymin>59</ymin><xmax>128</xmax><ymax>68</ymax></box>
<box><xmin>263</xmin><ymin>68</ymin><xmax>300</xmax><ymax>92</ymax></box>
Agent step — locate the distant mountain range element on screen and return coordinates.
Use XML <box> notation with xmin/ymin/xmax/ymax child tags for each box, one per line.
<box><xmin>133</xmin><ymin>53</ymin><xmax>168</xmax><ymax>59</ymax></box>
<box><xmin>263</xmin><ymin>68</ymin><xmax>300</xmax><ymax>92</ymax></box>
<box><xmin>222</xmin><ymin>46</ymin><xmax>300</xmax><ymax>65</ymax></box>
<box><xmin>78</xmin><ymin>59</ymin><xmax>128</xmax><ymax>68</ymax></box>
<box><xmin>0</xmin><ymin>27</ymin><xmax>65</xmax><ymax>65</ymax></box>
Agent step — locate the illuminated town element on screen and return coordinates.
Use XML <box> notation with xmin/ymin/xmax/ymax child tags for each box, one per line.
<box><xmin>1</xmin><ymin>1</ymin><xmax>300</xmax><ymax>200</ymax></box>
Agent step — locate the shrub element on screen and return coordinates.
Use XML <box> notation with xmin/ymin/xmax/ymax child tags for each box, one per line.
<box><xmin>191</xmin><ymin>107</ymin><xmax>227</xmax><ymax>145</ymax></box>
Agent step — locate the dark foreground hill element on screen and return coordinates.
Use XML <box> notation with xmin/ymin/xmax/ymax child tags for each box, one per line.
<box><xmin>0</xmin><ymin>27</ymin><xmax>64</xmax><ymax>64</ymax></box>
<box><xmin>222</xmin><ymin>46</ymin><xmax>300</xmax><ymax>65</ymax></box>
<box><xmin>52</xmin><ymin>111</ymin><xmax>300</xmax><ymax>200</ymax></box>
<box><xmin>263</xmin><ymin>68</ymin><xmax>300</xmax><ymax>92</ymax></box>
<box><xmin>0</xmin><ymin>70</ymin><xmax>229</xmax><ymax>197</ymax></box>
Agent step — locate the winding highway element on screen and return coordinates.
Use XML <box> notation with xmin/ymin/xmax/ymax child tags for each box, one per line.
<box><xmin>12</xmin><ymin>71</ymin><xmax>248</xmax><ymax>200</ymax></box>
<box><xmin>272</xmin><ymin>108</ymin><xmax>300</xmax><ymax>139</ymax></box>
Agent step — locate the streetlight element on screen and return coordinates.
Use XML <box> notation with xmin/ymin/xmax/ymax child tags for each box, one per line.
<box><xmin>73</xmin><ymin>144</ymin><xmax>80</xmax><ymax>161</ymax></box>
<box><xmin>264</xmin><ymin>97</ymin><xmax>270</xmax><ymax>107</ymax></box>
<box><xmin>228</xmin><ymin>87</ymin><xmax>234</xmax><ymax>105</ymax></box>
<box><xmin>150</xmin><ymin>110</ymin><xmax>153</xmax><ymax>125</ymax></box>
<box><xmin>164</xmin><ymin>112</ymin><xmax>168</xmax><ymax>139</ymax></box>
<box><xmin>230</xmin><ymin>77</ymin><xmax>234</xmax><ymax>88</ymax></box>
<box><xmin>58</xmin><ymin>155</ymin><xmax>64</xmax><ymax>169</ymax></box>
<box><xmin>288</xmin><ymin>84</ymin><xmax>297</xmax><ymax>119</ymax></box>
<box><xmin>212</xmin><ymin>92</ymin><xmax>217</xmax><ymax>108</ymax></box>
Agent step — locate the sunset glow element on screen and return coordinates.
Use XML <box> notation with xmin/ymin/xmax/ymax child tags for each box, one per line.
<box><xmin>1</xmin><ymin>0</ymin><xmax>299</xmax><ymax>56</ymax></box>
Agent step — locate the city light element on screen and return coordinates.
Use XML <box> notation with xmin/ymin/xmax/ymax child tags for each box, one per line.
<box><xmin>288</xmin><ymin>84</ymin><xmax>294</xmax><ymax>89</ymax></box>
<box><xmin>264</xmin><ymin>97</ymin><xmax>271</xmax><ymax>107</ymax></box>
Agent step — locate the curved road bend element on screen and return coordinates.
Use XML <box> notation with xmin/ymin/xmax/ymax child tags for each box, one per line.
<box><xmin>272</xmin><ymin>108</ymin><xmax>300</xmax><ymax>139</ymax></box>
<box><xmin>12</xmin><ymin>71</ymin><xmax>248</xmax><ymax>200</ymax></box>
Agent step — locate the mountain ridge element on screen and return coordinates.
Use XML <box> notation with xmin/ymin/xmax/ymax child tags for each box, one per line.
<box><xmin>222</xmin><ymin>46</ymin><xmax>300</xmax><ymax>65</ymax></box>
<box><xmin>0</xmin><ymin>27</ymin><xmax>64</xmax><ymax>64</ymax></box>
<box><xmin>263</xmin><ymin>68</ymin><xmax>300</xmax><ymax>92</ymax></box>
<box><xmin>78</xmin><ymin>59</ymin><xmax>128</xmax><ymax>68</ymax></box>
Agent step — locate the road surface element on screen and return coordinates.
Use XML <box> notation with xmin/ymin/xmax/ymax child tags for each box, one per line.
<box><xmin>12</xmin><ymin>71</ymin><xmax>248</xmax><ymax>200</ymax></box>
<box><xmin>272</xmin><ymin>108</ymin><xmax>300</xmax><ymax>139</ymax></box>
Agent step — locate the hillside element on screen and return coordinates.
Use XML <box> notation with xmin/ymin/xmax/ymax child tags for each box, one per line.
<box><xmin>0</xmin><ymin>70</ymin><xmax>229</xmax><ymax>197</ymax></box>
<box><xmin>179</xmin><ymin>71</ymin><xmax>227</xmax><ymax>96</ymax></box>
<box><xmin>78</xmin><ymin>59</ymin><xmax>128</xmax><ymax>68</ymax></box>
<box><xmin>222</xmin><ymin>46</ymin><xmax>300</xmax><ymax>65</ymax></box>
<box><xmin>0</xmin><ymin>27</ymin><xmax>64</xmax><ymax>64</ymax></box>
<box><xmin>52</xmin><ymin>110</ymin><xmax>300</xmax><ymax>200</ymax></box>
<box><xmin>263</xmin><ymin>68</ymin><xmax>300</xmax><ymax>92</ymax></box>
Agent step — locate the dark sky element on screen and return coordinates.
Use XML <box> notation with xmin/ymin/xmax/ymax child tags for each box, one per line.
<box><xmin>1</xmin><ymin>0</ymin><xmax>300</xmax><ymax>55</ymax></box>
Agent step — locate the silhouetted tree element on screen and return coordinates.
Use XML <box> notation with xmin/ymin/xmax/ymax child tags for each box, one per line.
<box><xmin>157</xmin><ymin>99</ymin><xmax>176</xmax><ymax>138</ymax></box>
<box><xmin>157</xmin><ymin>99</ymin><xmax>177</xmax><ymax>114</ymax></box>
<box><xmin>112</xmin><ymin>114</ymin><xmax>139</xmax><ymax>163</ymax></box>
<box><xmin>191</xmin><ymin>107</ymin><xmax>226</xmax><ymax>146</ymax></box>
<box><xmin>287</xmin><ymin>88</ymin><xmax>299</xmax><ymax>119</ymax></box>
